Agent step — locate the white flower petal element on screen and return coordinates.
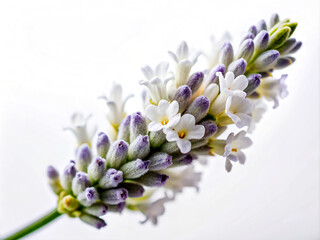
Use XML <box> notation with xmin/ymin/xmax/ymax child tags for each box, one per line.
<box><xmin>158</xmin><ymin>100</ymin><xmax>170</xmax><ymax>113</ymax></box>
<box><xmin>187</xmin><ymin>125</ymin><xmax>205</xmax><ymax>139</ymax></box>
<box><xmin>141</xmin><ymin>65</ymin><xmax>154</xmax><ymax>80</ymax></box>
<box><xmin>225</xmin><ymin>159</ymin><xmax>233</xmax><ymax>172</ymax></box>
<box><xmin>235</xmin><ymin>113</ymin><xmax>252</xmax><ymax>128</ymax></box>
<box><xmin>145</xmin><ymin>105</ymin><xmax>160</xmax><ymax>122</ymax></box>
<box><xmin>231</xmin><ymin>75</ymin><xmax>248</xmax><ymax>91</ymax></box>
<box><xmin>148</xmin><ymin>122</ymin><xmax>164</xmax><ymax>132</ymax></box>
<box><xmin>165</xmin><ymin>129</ymin><xmax>179</xmax><ymax>142</ymax></box>
<box><xmin>166</xmin><ymin>114</ymin><xmax>181</xmax><ymax>128</ymax></box>
<box><xmin>237</xmin><ymin>151</ymin><xmax>246</xmax><ymax>164</ymax></box>
<box><xmin>167</xmin><ymin>101</ymin><xmax>179</xmax><ymax>117</ymax></box>
<box><xmin>177</xmin><ymin>139</ymin><xmax>191</xmax><ymax>154</ymax></box>
<box><xmin>155</xmin><ymin>62</ymin><xmax>169</xmax><ymax>79</ymax></box>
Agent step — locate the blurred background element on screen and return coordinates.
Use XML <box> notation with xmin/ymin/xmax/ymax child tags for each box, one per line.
<box><xmin>0</xmin><ymin>0</ymin><xmax>319</xmax><ymax>239</ymax></box>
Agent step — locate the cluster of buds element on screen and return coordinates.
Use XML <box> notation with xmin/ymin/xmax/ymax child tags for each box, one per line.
<box><xmin>48</xmin><ymin>13</ymin><xmax>301</xmax><ymax>228</ymax></box>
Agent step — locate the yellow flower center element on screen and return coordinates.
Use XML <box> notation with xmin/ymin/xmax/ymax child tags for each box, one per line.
<box><xmin>231</xmin><ymin>148</ymin><xmax>237</xmax><ymax>152</ymax></box>
<box><xmin>178</xmin><ymin>131</ymin><xmax>186</xmax><ymax>139</ymax></box>
<box><xmin>161</xmin><ymin>119</ymin><xmax>169</xmax><ymax>125</ymax></box>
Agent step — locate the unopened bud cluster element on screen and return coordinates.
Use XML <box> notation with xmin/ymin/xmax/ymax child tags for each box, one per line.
<box><xmin>49</xmin><ymin>13</ymin><xmax>301</xmax><ymax>228</ymax></box>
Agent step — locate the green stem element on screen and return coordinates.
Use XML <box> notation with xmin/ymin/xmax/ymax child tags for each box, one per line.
<box><xmin>3</xmin><ymin>208</ymin><xmax>61</xmax><ymax>240</ymax></box>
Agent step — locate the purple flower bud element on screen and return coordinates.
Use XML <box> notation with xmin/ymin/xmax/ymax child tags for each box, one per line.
<box><xmin>84</xmin><ymin>203</ymin><xmax>108</xmax><ymax>217</ymax></box>
<box><xmin>254</xmin><ymin>30</ymin><xmax>269</xmax><ymax>52</ymax></box>
<box><xmin>61</xmin><ymin>161</ymin><xmax>77</xmax><ymax>191</ymax></box>
<box><xmin>107</xmin><ymin>202</ymin><xmax>126</xmax><ymax>213</ymax></box>
<box><xmin>76</xmin><ymin>144</ymin><xmax>92</xmax><ymax>172</ymax></box>
<box><xmin>186</xmin><ymin>72</ymin><xmax>204</xmax><ymax>93</ymax></box>
<box><xmin>77</xmin><ymin>187</ymin><xmax>99</xmax><ymax>207</ymax></box>
<box><xmin>88</xmin><ymin>157</ymin><xmax>106</xmax><ymax>182</ymax></box>
<box><xmin>288</xmin><ymin>41</ymin><xmax>302</xmax><ymax>54</ymax></box>
<box><xmin>106</xmin><ymin>140</ymin><xmax>128</xmax><ymax>169</ymax></box>
<box><xmin>47</xmin><ymin>166</ymin><xmax>59</xmax><ymax>180</ymax></box>
<box><xmin>240</xmin><ymin>32</ymin><xmax>255</xmax><ymax>43</ymax></box>
<box><xmin>200</xmin><ymin>120</ymin><xmax>217</xmax><ymax>138</ymax></box>
<box><xmin>236</xmin><ymin>39</ymin><xmax>254</xmax><ymax>62</ymax></box>
<box><xmin>120</xmin><ymin>159</ymin><xmax>150</xmax><ymax>179</ymax></box>
<box><xmin>96</xmin><ymin>132</ymin><xmax>110</xmax><ymax>158</ymax></box>
<box><xmin>135</xmin><ymin>172</ymin><xmax>169</xmax><ymax>187</ymax></box>
<box><xmin>128</xmin><ymin>135</ymin><xmax>150</xmax><ymax>160</ymax></box>
<box><xmin>277</xmin><ymin>38</ymin><xmax>296</xmax><ymax>54</ymax></box>
<box><xmin>185</xmin><ymin>96</ymin><xmax>210</xmax><ymax>123</ymax></box>
<box><xmin>207</xmin><ymin>64</ymin><xmax>226</xmax><ymax>84</ymax></box>
<box><xmin>269</xmin><ymin>13</ymin><xmax>279</xmax><ymax>28</ymax></box>
<box><xmin>79</xmin><ymin>214</ymin><xmax>107</xmax><ymax>229</ymax></box>
<box><xmin>227</xmin><ymin>58</ymin><xmax>247</xmax><ymax>77</ymax></box>
<box><xmin>244</xmin><ymin>74</ymin><xmax>261</xmax><ymax>95</ymax></box>
<box><xmin>99</xmin><ymin>168</ymin><xmax>123</xmax><ymax>189</ymax></box>
<box><xmin>257</xmin><ymin>19</ymin><xmax>267</xmax><ymax>32</ymax></box>
<box><xmin>219</xmin><ymin>42</ymin><xmax>234</xmax><ymax>67</ymax></box>
<box><xmin>101</xmin><ymin>188</ymin><xmax>128</xmax><ymax>205</ymax></box>
<box><xmin>149</xmin><ymin>130</ymin><xmax>166</xmax><ymax>148</ymax></box>
<box><xmin>120</xmin><ymin>183</ymin><xmax>145</xmax><ymax>198</ymax></box>
<box><xmin>117</xmin><ymin>115</ymin><xmax>131</xmax><ymax>143</ymax></box>
<box><xmin>148</xmin><ymin>152</ymin><xmax>172</xmax><ymax>171</ymax></box>
<box><xmin>275</xmin><ymin>57</ymin><xmax>294</xmax><ymax>69</ymax></box>
<box><xmin>171</xmin><ymin>154</ymin><xmax>193</xmax><ymax>167</ymax></box>
<box><xmin>173</xmin><ymin>85</ymin><xmax>191</xmax><ymax>112</ymax></box>
<box><xmin>252</xmin><ymin>50</ymin><xmax>280</xmax><ymax>71</ymax></box>
<box><xmin>72</xmin><ymin>172</ymin><xmax>91</xmax><ymax>196</ymax></box>
<box><xmin>130</xmin><ymin>112</ymin><xmax>147</xmax><ymax>143</ymax></box>
<box><xmin>248</xmin><ymin>25</ymin><xmax>257</xmax><ymax>36</ymax></box>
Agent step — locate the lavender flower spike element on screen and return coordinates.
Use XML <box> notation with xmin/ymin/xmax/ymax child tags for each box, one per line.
<box><xmin>130</xmin><ymin>112</ymin><xmax>148</xmax><ymax>143</ymax></box>
<box><xmin>186</xmin><ymin>72</ymin><xmax>204</xmax><ymax>93</ymax></box>
<box><xmin>79</xmin><ymin>214</ymin><xmax>107</xmax><ymax>229</ymax></box>
<box><xmin>185</xmin><ymin>96</ymin><xmax>210</xmax><ymax>123</ymax></box>
<box><xmin>87</xmin><ymin>157</ymin><xmax>106</xmax><ymax>182</ymax></box>
<box><xmin>106</xmin><ymin>140</ymin><xmax>128</xmax><ymax>169</ymax></box>
<box><xmin>128</xmin><ymin>135</ymin><xmax>150</xmax><ymax>160</ymax></box>
<box><xmin>120</xmin><ymin>183</ymin><xmax>145</xmax><ymax>198</ymax></box>
<box><xmin>173</xmin><ymin>85</ymin><xmax>192</xmax><ymax>112</ymax></box>
<box><xmin>72</xmin><ymin>172</ymin><xmax>91</xmax><ymax>196</ymax></box>
<box><xmin>227</xmin><ymin>58</ymin><xmax>247</xmax><ymax>77</ymax></box>
<box><xmin>117</xmin><ymin>115</ymin><xmax>131</xmax><ymax>143</ymax></box>
<box><xmin>83</xmin><ymin>203</ymin><xmax>108</xmax><ymax>217</ymax></box>
<box><xmin>77</xmin><ymin>187</ymin><xmax>99</xmax><ymax>207</ymax></box>
<box><xmin>75</xmin><ymin>143</ymin><xmax>92</xmax><ymax>172</ymax></box>
<box><xmin>120</xmin><ymin>159</ymin><xmax>150</xmax><ymax>179</ymax></box>
<box><xmin>148</xmin><ymin>152</ymin><xmax>173</xmax><ymax>171</ymax></box>
<box><xmin>60</xmin><ymin>161</ymin><xmax>77</xmax><ymax>191</ymax></box>
<box><xmin>99</xmin><ymin>168</ymin><xmax>123</xmax><ymax>189</ymax></box>
<box><xmin>219</xmin><ymin>42</ymin><xmax>234</xmax><ymax>67</ymax></box>
<box><xmin>135</xmin><ymin>172</ymin><xmax>169</xmax><ymax>187</ymax></box>
<box><xmin>96</xmin><ymin>132</ymin><xmax>110</xmax><ymax>158</ymax></box>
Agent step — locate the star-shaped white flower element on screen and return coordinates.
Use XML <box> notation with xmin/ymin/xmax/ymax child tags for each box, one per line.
<box><xmin>218</xmin><ymin>71</ymin><xmax>248</xmax><ymax>98</ymax></box>
<box><xmin>164</xmin><ymin>114</ymin><xmax>205</xmax><ymax>154</ymax></box>
<box><xmin>140</xmin><ymin>62</ymin><xmax>174</xmax><ymax>105</ymax></box>
<box><xmin>225</xmin><ymin>96</ymin><xmax>254</xmax><ymax>128</ymax></box>
<box><xmin>256</xmin><ymin>74</ymin><xmax>288</xmax><ymax>108</ymax></box>
<box><xmin>64</xmin><ymin>113</ymin><xmax>96</xmax><ymax>146</ymax></box>
<box><xmin>99</xmin><ymin>83</ymin><xmax>133</xmax><ymax>128</ymax></box>
<box><xmin>145</xmin><ymin>100</ymin><xmax>181</xmax><ymax>132</ymax></box>
<box><xmin>168</xmin><ymin>41</ymin><xmax>201</xmax><ymax>87</ymax></box>
<box><xmin>224</xmin><ymin>131</ymin><xmax>252</xmax><ymax>172</ymax></box>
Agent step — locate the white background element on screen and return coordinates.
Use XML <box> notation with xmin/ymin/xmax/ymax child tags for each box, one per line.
<box><xmin>0</xmin><ymin>0</ymin><xmax>319</xmax><ymax>239</ymax></box>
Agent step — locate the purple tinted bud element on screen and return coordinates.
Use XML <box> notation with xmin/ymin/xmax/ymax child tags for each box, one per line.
<box><xmin>240</xmin><ymin>32</ymin><xmax>255</xmax><ymax>43</ymax></box>
<box><xmin>84</xmin><ymin>203</ymin><xmax>108</xmax><ymax>217</ymax></box>
<box><xmin>236</xmin><ymin>39</ymin><xmax>254</xmax><ymax>62</ymax></box>
<box><xmin>47</xmin><ymin>166</ymin><xmax>59</xmax><ymax>179</ymax></box>
<box><xmin>275</xmin><ymin>57</ymin><xmax>294</xmax><ymax>69</ymax></box>
<box><xmin>254</xmin><ymin>30</ymin><xmax>269</xmax><ymax>52</ymax></box>
<box><xmin>120</xmin><ymin>183</ymin><xmax>145</xmax><ymax>198</ymax></box>
<box><xmin>88</xmin><ymin>157</ymin><xmax>106</xmax><ymax>182</ymax></box>
<box><xmin>77</xmin><ymin>187</ymin><xmax>99</xmax><ymax>207</ymax></box>
<box><xmin>171</xmin><ymin>154</ymin><xmax>193</xmax><ymax>167</ymax></box>
<box><xmin>185</xmin><ymin>96</ymin><xmax>210</xmax><ymax>123</ymax></box>
<box><xmin>99</xmin><ymin>168</ymin><xmax>123</xmax><ymax>189</ymax></box>
<box><xmin>252</xmin><ymin>50</ymin><xmax>280</xmax><ymax>71</ymax></box>
<box><xmin>277</xmin><ymin>38</ymin><xmax>296</xmax><ymax>54</ymax></box>
<box><xmin>227</xmin><ymin>58</ymin><xmax>247</xmax><ymax>77</ymax></box>
<box><xmin>96</xmin><ymin>132</ymin><xmax>110</xmax><ymax>158</ymax></box>
<box><xmin>107</xmin><ymin>202</ymin><xmax>126</xmax><ymax>213</ymax></box>
<box><xmin>288</xmin><ymin>41</ymin><xmax>302</xmax><ymax>54</ymax></box>
<box><xmin>128</xmin><ymin>135</ymin><xmax>150</xmax><ymax>160</ymax></box>
<box><xmin>135</xmin><ymin>172</ymin><xmax>169</xmax><ymax>187</ymax></box>
<box><xmin>72</xmin><ymin>172</ymin><xmax>91</xmax><ymax>196</ymax></box>
<box><xmin>173</xmin><ymin>85</ymin><xmax>192</xmax><ymax>112</ymax></box>
<box><xmin>106</xmin><ymin>140</ymin><xmax>128</xmax><ymax>169</ymax></box>
<box><xmin>79</xmin><ymin>214</ymin><xmax>107</xmax><ymax>229</ymax></box>
<box><xmin>161</xmin><ymin>141</ymin><xmax>180</xmax><ymax>154</ymax></box>
<box><xmin>101</xmin><ymin>188</ymin><xmax>128</xmax><ymax>205</ymax></box>
<box><xmin>200</xmin><ymin>120</ymin><xmax>218</xmax><ymax>138</ymax></box>
<box><xmin>130</xmin><ymin>112</ymin><xmax>147</xmax><ymax>143</ymax></box>
<box><xmin>76</xmin><ymin>144</ymin><xmax>92</xmax><ymax>172</ymax></box>
<box><xmin>257</xmin><ymin>19</ymin><xmax>267</xmax><ymax>32</ymax></box>
<box><xmin>120</xmin><ymin>159</ymin><xmax>150</xmax><ymax>179</ymax></box>
<box><xmin>248</xmin><ymin>25</ymin><xmax>257</xmax><ymax>36</ymax></box>
<box><xmin>270</xmin><ymin>13</ymin><xmax>280</xmax><ymax>28</ymax></box>
<box><xmin>148</xmin><ymin>152</ymin><xmax>172</xmax><ymax>171</ymax></box>
<box><xmin>117</xmin><ymin>115</ymin><xmax>131</xmax><ymax>143</ymax></box>
<box><xmin>244</xmin><ymin>74</ymin><xmax>261</xmax><ymax>95</ymax></box>
<box><xmin>61</xmin><ymin>161</ymin><xmax>77</xmax><ymax>191</ymax></box>
<box><xmin>186</xmin><ymin>72</ymin><xmax>204</xmax><ymax>93</ymax></box>
<box><xmin>149</xmin><ymin>130</ymin><xmax>166</xmax><ymax>148</ymax></box>
<box><xmin>219</xmin><ymin>42</ymin><xmax>234</xmax><ymax>67</ymax></box>
<box><xmin>207</xmin><ymin>64</ymin><xmax>226</xmax><ymax>84</ymax></box>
